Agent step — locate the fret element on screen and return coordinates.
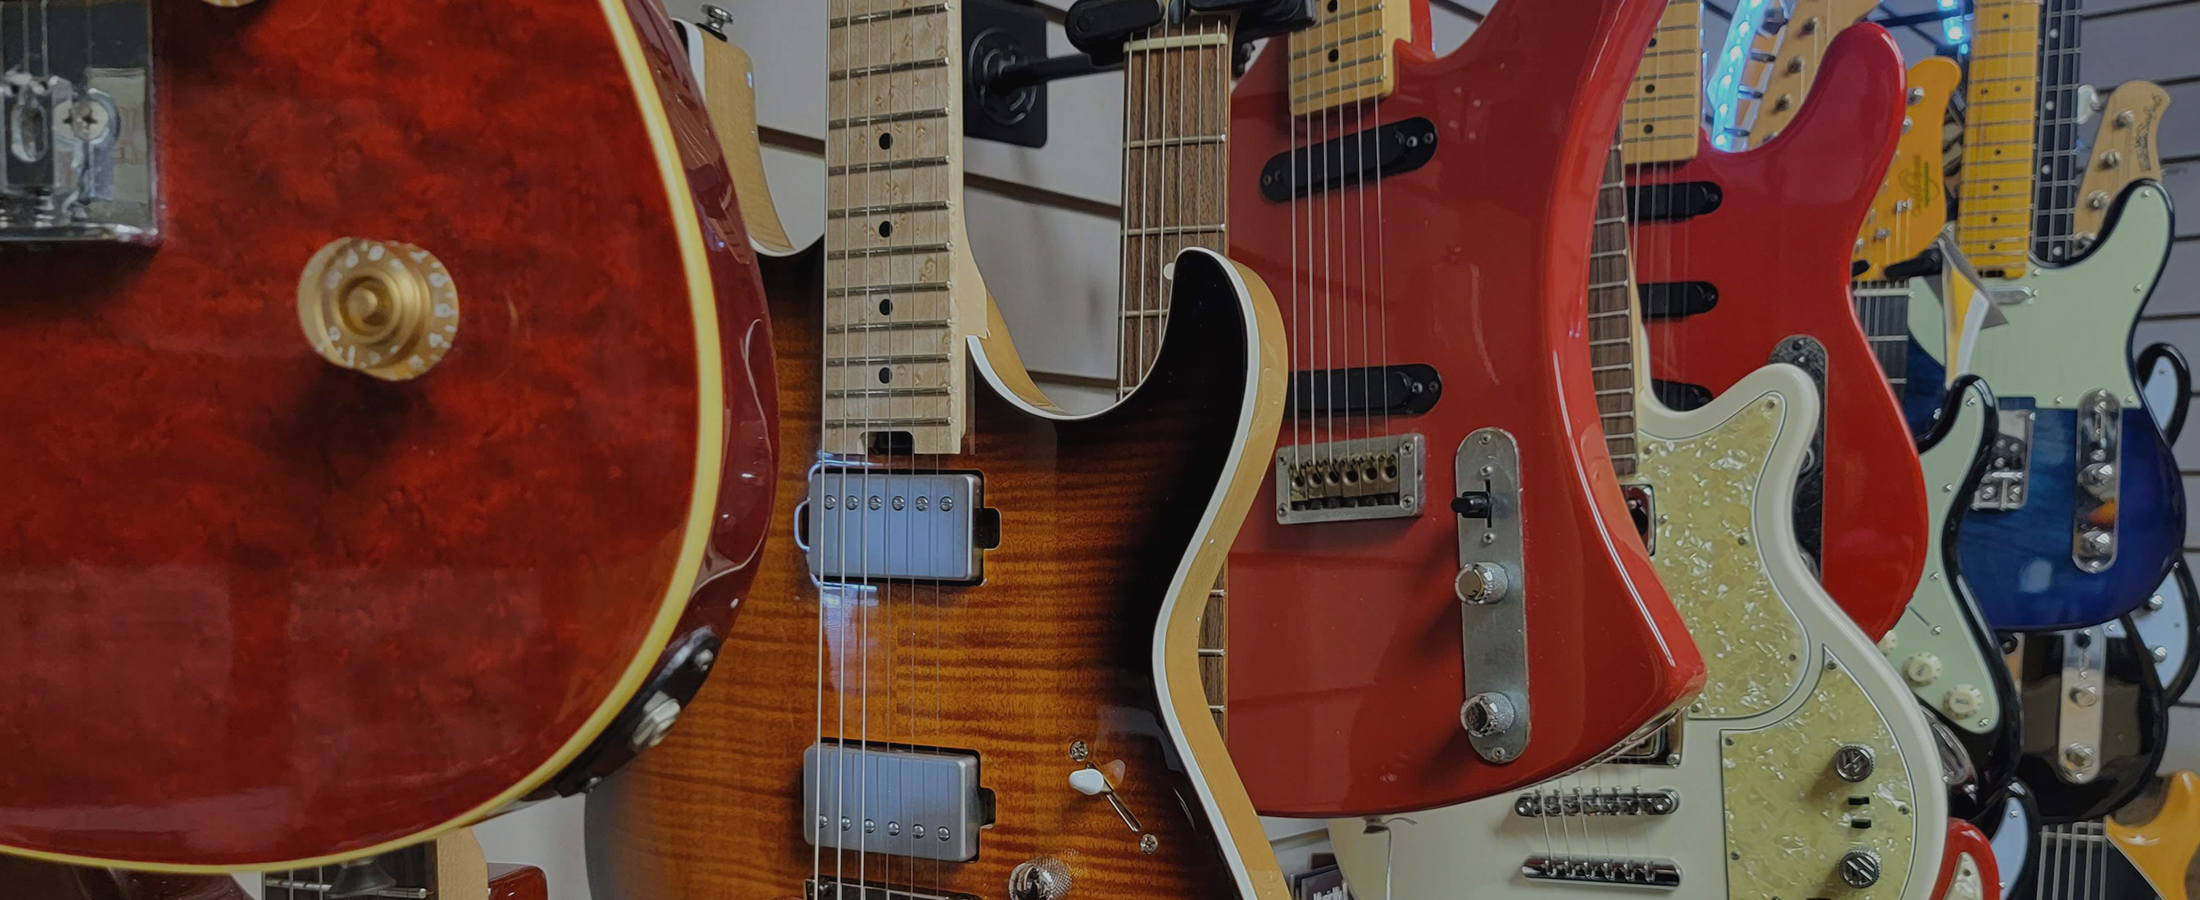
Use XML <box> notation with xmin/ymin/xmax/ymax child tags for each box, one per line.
<box><xmin>2032</xmin><ymin>0</ymin><xmax>2085</xmax><ymax>259</ymax></box>
<box><xmin>1621</xmin><ymin>0</ymin><xmax>1703</xmax><ymax>166</ymax></box>
<box><xmin>1287</xmin><ymin>0</ymin><xmax>1412</xmax><ymax>115</ymax></box>
<box><xmin>824</xmin><ymin>0</ymin><xmax>970</xmax><ymax>454</ymax></box>
<box><xmin>1957</xmin><ymin>0</ymin><xmax>2043</xmax><ymax>273</ymax></box>
<box><xmin>1124</xmin><ymin>225</ymin><xmax>1228</xmax><ymax>237</ymax></box>
<box><xmin>1588</xmin><ymin>138</ymin><xmax>1642</xmax><ymax>477</ymax></box>
<box><xmin>1125</xmin><ymin>134</ymin><xmax>1227</xmax><ymax>149</ymax></box>
<box><xmin>1117</xmin><ymin>20</ymin><xmax>1234</xmax><ymax>392</ymax></box>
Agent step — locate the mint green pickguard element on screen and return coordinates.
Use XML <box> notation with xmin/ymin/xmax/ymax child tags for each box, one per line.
<box><xmin>1886</xmin><ymin>383</ymin><xmax>2003</xmax><ymax>733</ymax></box>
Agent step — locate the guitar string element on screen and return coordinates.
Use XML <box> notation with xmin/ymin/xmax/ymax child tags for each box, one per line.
<box><xmin>1373</xmin><ymin>3</ymin><xmax>1393</xmax><ymax>450</ymax></box>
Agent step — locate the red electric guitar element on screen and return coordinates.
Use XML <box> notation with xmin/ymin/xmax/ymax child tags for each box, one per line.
<box><xmin>1936</xmin><ymin>818</ymin><xmax>2003</xmax><ymax>900</ymax></box>
<box><xmin>1629</xmin><ymin>18</ymin><xmax>1925</xmax><ymax>640</ymax></box>
<box><xmin>1225</xmin><ymin>0</ymin><xmax>1705</xmax><ymax>816</ymax></box>
<box><xmin>0</xmin><ymin>0</ymin><xmax>774</xmax><ymax>871</ymax></box>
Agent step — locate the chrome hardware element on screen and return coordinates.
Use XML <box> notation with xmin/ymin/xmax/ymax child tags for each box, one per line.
<box><xmin>1068</xmin><ymin>763</ymin><xmax>1142</xmax><ymax>835</ymax></box>
<box><xmin>0</xmin><ymin>0</ymin><xmax>157</xmax><ymax>243</ymax></box>
<box><xmin>2056</xmin><ymin>629</ymin><xmax>2106</xmax><ymax>784</ymax></box>
<box><xmin>2100</xmin><ymin>150</ymin><xmax>2123</xmax><ymax>169</ymax></box>
<box><xmin>806</xmin><ymin>879</ymin><xmax>977</xmax><ymax>900</ymax></box>
<box><xmin>1908</xmin><ymin>87</ymin><xmax>1926</xmax><ymax>105</ymax></box>
<box><xmin>802</xmin><ymin>743</ymin><xmax>985</xmax><ymax>862</ymax></box>
<box><xmin>1833</xmin><ymin>744</ymin><xmax>1877</xmax><ymax>783</ymax></box>
<box><xmin>1512</xmin><ymin>788</ymin><xmax>1679</xmax><ymax>818</ymax></box>
<box><xmin>1839</xmin><ymin>850</ymin><xmax>1884</xmax><ymax>888</ymax></box>
<box><xmin>1521</xmin><ymin>856</ymin><xmax>1681</xmax><ymax>888</ymax></box>
<box><xmin>1974</xmin><ymin>409</ymin><xmax>2035</xmax><ymax>511</ymax></box>
<box><xmin>1008</xmin><ymin>858</ymin><xmax>1071</xmax><ymax>900</ymax></box>
<box><xmin>1455</xmin><ymin>429</ymin><xmax>1528</xmax><ymax>764</ymax></box>
<box><xmin>1454</xmin><ymin>562</ymin><xmax>1509</xmax><ymax>605</ymax></box>
<box><xmin>1275</xmin><ymin>434</ymin><xmax>1425</xmax><ymax>524</ymax></box>
<box><xmin>625</xmin><ymin>691</ymin><xmax>683</xmax><ymax>752</ymax></box>
<box><xmin>807</xmin><ymin>468</ymin><xmax>988</xmax><ymax>583</ymax></box>
<box><xmin>1139</xmin><ymin>834</ymin><xmax>1159</xmax><ymax>855</ymax></box>
<box><xmin>2072</xmin><ymin>391</ymin><xmax>2122</xmax><ymax>573</ymax></box>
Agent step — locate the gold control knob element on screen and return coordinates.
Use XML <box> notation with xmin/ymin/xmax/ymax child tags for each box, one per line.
<box><xmin>298</xmin><ymin>237</ymin><xmax>460</xmax><ymax>381</ymax></box>
<box><xmin>1902</xmin><ymin>653</ymin><xmax>1943</xmax><ymax>686</ymax></box>
<box><xmin>1945</xmin><ymin>684</ymin><xmax>1985</xmax><ymax>718</ymax></box>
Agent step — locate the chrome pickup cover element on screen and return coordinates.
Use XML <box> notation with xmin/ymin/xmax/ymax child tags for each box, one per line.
<box><xmin>801</xmin><ymin>743</ymin><xmax>986</xmax><ymax>863</ymax></box>
<box><xmin>0</xmin><ymin>0</ymin><xmax>157</xmax><ymax>243</ymax></box>
<box><xmin>806</xmin><ymin>468</ymin><xmax>986</xmax><ymax>583</ymax></box>
<box><xmin>1274</xmin><ymin>434</ymin><xmax>1425</xmax><ymax>524</ymax></box>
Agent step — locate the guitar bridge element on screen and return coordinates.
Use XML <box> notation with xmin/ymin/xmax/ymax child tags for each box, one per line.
<box><xmin>1521</xmin><ymin>855</ymin><xmax>1682</xmax><ymax>888</ymax></box>
<box><xmin>1974</xmin><ymin>408</ymin><xmax>2035</xmax><ymax>511</ymax></box>
<box><xmin>1274</xmin><ymin>435</ymin><xmax>1425</xmax><ymax>524</ymax></box>
<box><xmin>1513</xmin><ymin>788</ymin><xmax>1680</xmax><ymax>818</ymax></box>
<box><xmin>0</xmin><ymin>0</ymin><xmax>158</xmax><ymax>244</ymax></box>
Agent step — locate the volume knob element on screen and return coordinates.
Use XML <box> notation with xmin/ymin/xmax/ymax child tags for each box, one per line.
<box><xmin>298</xmin><ymin>237</ymin><xmax>460</xmax><ymax>381</ymax></box>
<box><xmin>1903</xmin><ymin>653</ymin><xmax>1943</xmax><ymax>686</ymax></box>
<box><xmin>1009</xmin><ymin>857</ymin><xmax>1072</xmax><ymax>900</ymax></box>
<box><xmin>1839</xmin><ymin>850</ymin><xmax>1884</xmax><ymax>888</ymax></box>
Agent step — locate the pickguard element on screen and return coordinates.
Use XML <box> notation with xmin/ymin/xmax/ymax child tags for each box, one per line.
<box><xmin>1889</xmin><ymin>385</ymin><xmax>2005</xmax><ymax>734</ymax></box>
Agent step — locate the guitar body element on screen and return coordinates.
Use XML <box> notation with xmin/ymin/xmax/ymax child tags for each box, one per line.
<box><xmin>0</xmin><ymin>0</ymin><xmax>774</xmax><ymax>870</ymax></box>
<box><xmin>2109</xmin><ymin>772</ymin><xmax>2200</xmax><ymax>900</ymax></box>
<box><xmin>1223</xmin><ymin>0</ymin><xmax>1703</xmax><ymax>817</ymax></box>
<box><xmin>1324</xmin><ymin>364</ymin><xmax>1945</xmax><ymax>899</ymax></box>
<box><xmin>585</xmin><ymin>246</ymin><xmax>1292</xmax><ymax>900</ymax></box>
<box><xmin>1633</xmin><ymin>24</ymin><xmax>1926</xmax><ymax>641</ymax></box>
<box><xmin>1943</xmin><ymin>183</ymin><xmax>2183</xmax><ymax>631</ymax></box>
<box><xmin>1893</xmin><ymin>378</ymin><xmax>2024</xmax><ymax>819</ymax></box>
<box><xmin>1938</xmin><ymin>819</ymin><xmax>2002</xmax><ymax>900</ymax></box>
<box><xmin>2009</xmin><ymin>621</ymin><xmax>2168</xmax><ymax>824</ymax></box>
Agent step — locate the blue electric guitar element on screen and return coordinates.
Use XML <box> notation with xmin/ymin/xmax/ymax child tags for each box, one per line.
<box><xmin>1907</xmin><ymin>0</ymin><xmax>2184</xmax><ymax>631</ymax></box>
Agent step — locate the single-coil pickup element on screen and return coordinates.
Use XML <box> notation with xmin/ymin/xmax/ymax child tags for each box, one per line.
<box><xmin>1513</xmin><ymin>788</ymin><xmax>1679</xmax><ymax>818</ymax></box>
<box><xmin>1274</xmin><ymin>435</ymin><xmax>1425</xmax><ymax>525</ymax></box>
<box><xmin>1521</xmin><ymin>856</ymin><xmax>1681</xmax><ymax>889</ymax></box>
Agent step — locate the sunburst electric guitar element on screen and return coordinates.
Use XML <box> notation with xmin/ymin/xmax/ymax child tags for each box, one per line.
<box><xmin>0</xmin><ymin>0</ymin><xmax>776</xmax><ymax>871</ymax></box>
<box><xmin>1321</xmin><ymin>136</ymin><xmax>1949</xmax><ymax>900</ymax></box>
<box><xmin>585</xmin><ymin>3</ymin><xmax>1298</xmax><ymax>899</ymax></box>
<box><xmin>1221</xmin><ymin>0</ymin><xmax>1705</xmax><ymax>818</ymax></box>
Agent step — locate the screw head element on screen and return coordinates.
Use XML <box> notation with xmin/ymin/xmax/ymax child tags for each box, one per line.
<box><xmin>1069</xmin><ymin>740</ymin><xmax>1089</xmax><ymax>762</ymax></box>
<box><xmin>692</xmin><ymin>648</ymin><xmax>716</xmax><ymax>672</ymax></box>
<box><xmin>1140</xmin><ymin>834</ymin><xmax>1160</xmax><ymax>855</ymax></box>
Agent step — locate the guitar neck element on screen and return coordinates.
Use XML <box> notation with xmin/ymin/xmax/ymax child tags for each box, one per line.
<box><xmin>1731</xmin><ymin>0</ymin><xmax>1878</xmax><ymax>146</ymax></box>
<box><xmin>1623</xmin><ymin>0</ymin><xmax>1702</xmax><ymax>167</ymax></box>
<box><xmin>2032</xmin><ymin>0</ymin><xmax>2086</xmax><ymax>263</ymax></box>
<box><xmin>1118</xmin><ymin>18</ymin><xmax>1237</xmax><ymax>395</ymax></box>
<box><xmin>1851</xmin><ymin>281</ymin><xmax>1913</xmax><ymax>392</ymax></box>
<box><xmin>1955</xmin><ymin>0</ymin><xmax>2043</xmax><ymax>276</ymax></box>
<box><xmin>1285</xmin><ymin>0</ymin><xmax>1413</xmax><ymax>117</ymax></box>
<box><xmin>1590</xmin><ymin>140</ymin><xmax>1640</xmax><ymax>477</ymax></box>
<box><xmin>823</xmin><ymin>0</ymin><xmax>973</xmax><ymax>455</ymax></box>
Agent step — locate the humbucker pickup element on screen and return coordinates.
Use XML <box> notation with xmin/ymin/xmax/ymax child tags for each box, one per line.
<box><xmin>800</xmin><ymin>743</ymin><xmax>991</xmax><ymax>863</ymax></box>
<box><xmin>1274</xmin><ymin>435</ymin><xmax>1426</xmax><ymax>524</ymax></box>
<box><xmin>1521</xmin><ymin>856</ymin><xmax>1682</xmax><ymax>889</ymax></box>
<box><xmin>804</xmin><ymin>468</ymin><xmax>997</xmax><ymax>583</ymax></box>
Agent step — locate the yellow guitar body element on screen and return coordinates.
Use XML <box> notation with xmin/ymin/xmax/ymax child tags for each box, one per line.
<box><xmin>1857</xmin><ymin>58</ymin><xmax>1962</xmax><ymax>281</ymax></box>
<box><xmin>2109</xmin><ymin>771</ymin><xmax>2200</xmax><ymax>900</ymax></box>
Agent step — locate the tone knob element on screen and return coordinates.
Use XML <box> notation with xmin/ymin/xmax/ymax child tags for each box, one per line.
<box><xmin>1903</xmin><ymin>653</ymin><xmax>1943</xmax><ymax>686</ymax></box>
<box><xmin>1944</xmin><ymin>684</ymin><xmax>1985</xmax><ymax>718</ymax></box>
<box><xmin>1009</xmin><ymin>857</ymin><xmax>1072</xmax><ymax>900</ymax></box>
<box><xmin>298</xmin><ymin>237</ymin><xmax>460</xmax><ymax>381</ymax></box>
<box><xmin>1461</xmin><ymin>693</ymin><xmax>1518</xmax><ymax>738</ymax></box>
<box><xmin>1877</xmin><ymin>631</ymin><xmax>1900</xmax><ymax>654</ymax></box>
<box><xmin>2081</xmin><ymin>462</ymin><xmax>2116</xmax><ymax>495</ymax></box>
<box><xmin>1455</xmin><ymin>563</ymin><xmax>1510</xmax><ymax>605</ymax></box>
<box><xmin>1839</xmin><ymin>850</ymin><xmax>1884</xmax><ymax>888</ymax></box>
<box><xmin>1833</xmin><ymin>744</ymin><xmax>1877</xmax><ymax>783</ymax></box>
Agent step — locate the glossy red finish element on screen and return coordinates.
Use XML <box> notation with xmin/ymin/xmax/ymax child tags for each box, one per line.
<box><xmin>487</xmin><ymin>863</ymin><xmax>550</xmax><ymax>900</ymax></box>
<box><xmin>0</xmin><ymin>0</ymin><xmax>774</xmax><ymax>869</ymax></box>
<box><xmin>1935</xmin><ymin>819</ymin><xmax>2002</xmax><ymax>900</ymax></box>
<box><xmin>1632</xmin><ymin>25</ymin><xmax>1923</xmax><ymax>641</ymax></box>
<box><xmin>1225</xmin><ymin>0</ymin><xmax>1705</xmax><ymax>816</ymax></box>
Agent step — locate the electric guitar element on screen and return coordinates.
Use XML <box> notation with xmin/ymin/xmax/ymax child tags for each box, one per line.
<box><xmin>2106</xmin><ymin>771</ymin><xmax>2200</xmax><ymax>900</ymax></box>
<box><xmin>1631</xmin><ymin>13</ymin><xmax>1929</xmax><ymax>642</ymax></box>
<box><xmin>1986</xmin><ymin>774</ymin><xmax>2192</xmax><ymax>900</ymax></box>
<box><xmin>586</xmin><ymin>4</ymin><xmax>1296</xmax><ymax>899</ymax></box>
<box><xmin>263</xmin><ymin>829</ymin><xmax>547</xmax><ymax>900</ymax></box>
<box><xmin>1925</xmin><ymin>0</ymin><xmax>2184</xmax><ymax>631</ymax></box>
<box><xmin>2134</xmin><ymin>346</ymin><xmax>2199</xmax><ymax>697</ymax></box>
<box><xmin>1221</xmin><ymin>0</ymin><xmax>1705</xmax><ymax>817</ymax></box>
<box><xmin>1319</xmin><ymin>135</ymin><xmax>1948</xmax><ymax>900</ymax></box>
<box><xmin>2006</xmin><ymin>621</ymin><xmax>2169</xmax><ymax>825</ymax></box>
<box><xmin>0</xmin><ymin>0</ymin><xmax>776</xmax><ymax>870</ymax></box>
<box><xmin>1856</xmin><ymin>58</ymin><xmax>1966</xmax><ymax>435</ymax></box>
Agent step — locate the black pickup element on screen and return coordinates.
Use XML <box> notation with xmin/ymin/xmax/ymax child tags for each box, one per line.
<box><xmin>1259</xmin><ymin>118</ymin><xmax>1439</xmax><ymax>203</ymax></box>
<box><xmin>1285</xmin><ymin>364</ymin><xmax>1443</xmax><ymax>417</ymax></box>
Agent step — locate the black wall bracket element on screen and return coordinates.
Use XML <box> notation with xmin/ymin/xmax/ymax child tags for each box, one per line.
<box><xmin>964</xmin><ymin>0</ymin><xmax>1054</xmax><ymax>148</ymax></box>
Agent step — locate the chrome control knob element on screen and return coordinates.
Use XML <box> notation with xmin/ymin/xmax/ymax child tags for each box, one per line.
<box><xmin>1461</xmin><ymin>693</ymin><xmax>1518</xmax><ymax>738</ymax></box>
<box><xmin>1833</xmin><ymin>744</ymin><xmax>1876</xmax><ymax>783</ymax></box>
<box><xmin>2080</xmin><ymin>462</ymin><xmax>2116</xmax><ymax>495</ymax></box>
<box><xmin>1455</xmin><ymin>563</ymin><xmax>1510</xmax><ymax>605</ymax></box>
<box><xmin>1839</xmin><ymin>850</ymin><xmax>1884</xmax><ymax>888</ymax></box>
<box><xmin>1009</xmin><ymin>857</ymin><xmax>1072</xmax><ymax>900</ymax></box>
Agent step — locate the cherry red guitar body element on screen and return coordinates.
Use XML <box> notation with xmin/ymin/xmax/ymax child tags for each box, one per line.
<box><xmin>1225</xmin><ymin>0</ymin><xmax>1704</xmax><ymax>817</ymax></box>
<box><xmin>0</xmin><ymin>0</ymin><xmax>775</xmax><ymax>870</ymax></box>
<box><xmin>1631</xmin><ymin>24</ymin><xmax>1924</xmax><ymax>640</ymax></box>
<box><xmin>1935</xmin><ymin>818</ymin><xmax>2003</xmax><ymax>900</ymax></box>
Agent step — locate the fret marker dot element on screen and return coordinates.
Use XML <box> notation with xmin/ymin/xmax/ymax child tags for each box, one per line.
<box><xmin>879</xmin><ymin>367</ymin><xmax>893</xmax><ymax>385</ymax></box>
<box><xmin>879</xmin><ymin>220</ymin><xmax>894</xmax><ymax>238</ymax></box>
<box><xmin>878</xmin><ymin>132</ymin><xmax>892</xmax><ymax>150</ymax></box>
<box><xmin>879</xmin><ymin>297</ymin><xmax>894</xmax><ymax>316</ymax></box>
<box><xmin>1327</xmin><ymin>0</ymin><xmax>1337</xmax><ymax>10</ymax></box>
<box><xmin>1329</xmin><ymin>49</ymin><xmax>1340</xmax><ymax>63</ymax></box>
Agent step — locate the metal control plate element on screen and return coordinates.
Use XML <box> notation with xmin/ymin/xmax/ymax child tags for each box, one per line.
<box><xmin>2056</xmin><ymin>627</ymin><xmax>2107</xmax><ymax>784</ymax></box>
<box><xmin>1456</xmin><ymin>428</ymin><xmax>1528</xmax><ymax>764</ymax></box>
<box><xmin>2071</xmin><ymin>390</ymin><xmax>2122</xmax><ymax>572</ymax></box>
<box><xmin>807</xmin><ymin>468</ymin><xmax>985</xmax><ymax>583</ymax></box>
<box><xmin>801</xmin><ymin>743</ymin><xmax>985</xmax><ymax>862</ymax></box>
